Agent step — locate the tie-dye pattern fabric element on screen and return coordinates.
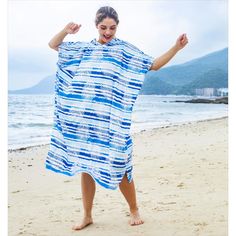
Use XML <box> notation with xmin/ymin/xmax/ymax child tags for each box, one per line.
<box><xmin>46</xmin><ymin>38</ymin><xmax>154</xmax><ymax>190</ymax></box>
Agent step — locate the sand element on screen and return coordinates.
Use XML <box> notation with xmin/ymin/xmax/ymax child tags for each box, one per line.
<box><xmin>8</xmin><ymin>117</ymin><xmax>228</xmax><ymax>236</ymax></box>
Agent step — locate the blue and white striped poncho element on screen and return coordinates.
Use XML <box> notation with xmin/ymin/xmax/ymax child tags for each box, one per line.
<box><xmin>46</xmin><ymin>38</ymin><xmax>154</xmax><ymax>190</ymax></box>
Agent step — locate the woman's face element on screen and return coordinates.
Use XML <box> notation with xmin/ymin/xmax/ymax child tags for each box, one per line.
<box><xmin>96</xmin><ymin>17</ymin><xmax>118</xmax><ymax>44</ymax></box>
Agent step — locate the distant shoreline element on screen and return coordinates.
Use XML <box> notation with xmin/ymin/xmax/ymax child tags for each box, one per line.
<box><xmin>174</xmin><ymin>96</ymin><xmax>228</xmax><ymax>104</ymax></box>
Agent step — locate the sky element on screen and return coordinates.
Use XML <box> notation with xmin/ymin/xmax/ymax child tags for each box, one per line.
<box><xmin>8</xmin><ymin>0</ymin><xmax>228</xmax><ymax>89</ymax></box>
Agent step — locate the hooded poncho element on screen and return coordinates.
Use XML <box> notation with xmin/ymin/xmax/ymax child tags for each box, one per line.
<box><xmin>46</xmin><ymin>38</ymin><xmax>154</xmax><ymax>190</ymax></box>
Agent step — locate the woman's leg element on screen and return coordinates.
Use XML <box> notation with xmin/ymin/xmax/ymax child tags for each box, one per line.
<box><xmin>119</xmin><ymin>174</ymin><xmax>144</xmax><ymax>226</ymax></box>
<box><xmin>72</xmin><ymin>172</ymin><xmax>95</xmax><ymax>230</ymax></box>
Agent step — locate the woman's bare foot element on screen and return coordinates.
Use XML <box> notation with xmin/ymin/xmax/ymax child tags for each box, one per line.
<box><xmin>72</xmin><ymin>216</ymin><xmax>93</xmax><ymax>230</ymax></box>
<box><xmin>129</xmin><ymin>209</ymin><xmax>144</xmax><ymax>226</ymax></box>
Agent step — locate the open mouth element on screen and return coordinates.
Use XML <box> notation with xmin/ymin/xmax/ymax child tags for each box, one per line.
<box><xmin>104</xmin><ymin>35</ymin><xmax>112</xmax><ymax>40</ymax></box>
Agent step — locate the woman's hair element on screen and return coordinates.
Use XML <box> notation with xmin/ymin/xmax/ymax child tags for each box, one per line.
<box><xmin>95</xmin><ymin>6</ymin><xmax>119</xmax><ymax>26</ymax></box>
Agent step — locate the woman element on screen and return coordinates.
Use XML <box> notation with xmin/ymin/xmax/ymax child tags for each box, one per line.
<box><xmin>46</xmin><ymin>6</ymin><xmax>188</xmax><ymax>230</ymax></box>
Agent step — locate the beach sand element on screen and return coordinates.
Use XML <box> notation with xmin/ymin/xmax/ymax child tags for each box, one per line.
<box><xmin>8</xmin><ymin>117</ymin><xmax>228</xmax><ymax>236</ymax></box>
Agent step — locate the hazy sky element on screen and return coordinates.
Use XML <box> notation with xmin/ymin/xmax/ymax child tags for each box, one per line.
<box><xmin>8</xmin><ymin>0</ymin><xmax>228</xmax><ymax>89</ymax></box>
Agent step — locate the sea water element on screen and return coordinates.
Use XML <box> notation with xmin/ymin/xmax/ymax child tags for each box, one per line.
<box><xmin>8</xmin><ymin>94</ymin><xmax>228</xmax><ymax>150</ymax></box>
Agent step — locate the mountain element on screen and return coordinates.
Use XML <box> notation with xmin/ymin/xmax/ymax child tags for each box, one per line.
<box><xmin>8</xmin><ymin>48</ymin><xmax>57</xmax><ymax>90</ymax></box>
<box><xmin>141</xmin><ymin>47</ymin><xmax>228</xmax><ymax>95</ymax></box>
<box><xmin>177</xmin><ymin>68</ymin><xmax>228</xmax><ymax>95</ymax></box>
<box><xmin>9</xmin><ymin>48</ymin><xmax>228</xmax><ymax>95</ymax></box>
<box><xmin>9</xmin><ymin>75</ymin><xmax>55</xmax><ymax>94</ymax></box>
<box><xmin>139</xmin><ymin>75</ymin><xmax>178</xmax><ymax>95</ymax></box>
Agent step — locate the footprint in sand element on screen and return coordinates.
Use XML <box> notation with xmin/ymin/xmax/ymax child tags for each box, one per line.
<box><xmin>177</xmin><ymin>182</ymin><xmax>185</xmax><ymax>188</ymax></box>
<box><xmin>157</xmin><ymin>202</ymin><xmax>177</xmax><ymax>205</ymax></box>
<box><xmin>73</xmin><ymin>197</ymin><xmax>82</xmax><ymax>200</ymax></box>
<box><xmin>12</xmin><ymin>190</ymin><xmax>21</xmax><ymax>194</ymax></box>
<box><xmin>158</xmin><ymin>178</ymin><xmax>170</xmax><ymax>185</ymax></box>
<box><xmin>194</xmin><ymin>222</ymin><xmax>208</xmax><ymax>233</ymax></box>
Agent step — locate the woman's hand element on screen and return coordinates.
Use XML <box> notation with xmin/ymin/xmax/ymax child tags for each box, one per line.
<box><xmin>175</xmin><ymin>33</ymin><xmax>188</xmax><ymax>51</ymax></box>
<box><xmin>150</xmin><ymin>33</ymin><xmax>189</xmax><ymax>71</ymax></box>
<box><xmin>48</xmin><ymin>22</ymin><xmax>82</xmax><ymax>51</ymax></box>
<box><xmin>63</xmin><ymin>22</ymin><xmax>82</xmax><ymax>34</ymax></box>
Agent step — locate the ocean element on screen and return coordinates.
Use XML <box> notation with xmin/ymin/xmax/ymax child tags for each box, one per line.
<box><xmin>8</xmin><ymin>94</ymin><xmax>228</xmax><ymax>150</ymax></box>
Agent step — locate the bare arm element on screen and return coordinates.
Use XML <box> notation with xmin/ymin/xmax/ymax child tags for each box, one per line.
<box><xmin>48</xmin><ymin>22</ymin><xmax>81</xmax><ymax>51</ymax></box>
<box><xmin>150</xmin><ymin>34</ymin><xmax>188</xmax><ymax>71</ymax></box>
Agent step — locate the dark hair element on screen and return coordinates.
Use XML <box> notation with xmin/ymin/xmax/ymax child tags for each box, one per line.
<box><xmin>95</xmin><ymin>6</ymin><xmax>119</xmax><ymax>26</ymax></box>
